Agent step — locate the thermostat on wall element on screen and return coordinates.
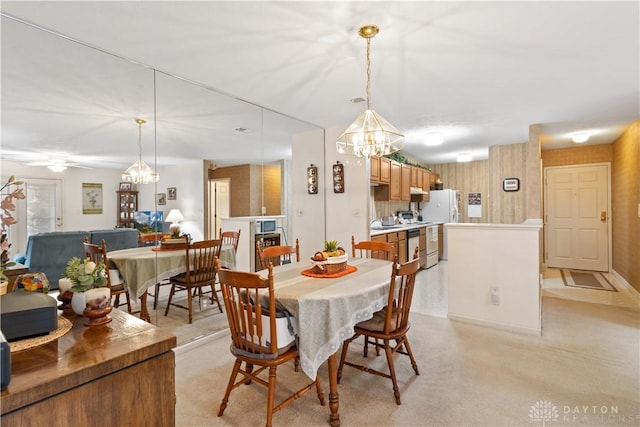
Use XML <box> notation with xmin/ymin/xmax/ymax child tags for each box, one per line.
<box><xmin>502</xmin><ymin>178</ymin><xmax>520</xmax><ymax>192</ymax></box>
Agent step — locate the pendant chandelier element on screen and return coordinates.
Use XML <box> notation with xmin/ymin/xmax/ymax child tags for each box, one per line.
<box><xmin>336</xmin><ymin>25</ymin><xmax>404</xmax><ymax>158</ymax></box>
<box><xmin>121</xmin><ymin>118</ymin><xmax>159</xmax><ymax>184</ymax></box>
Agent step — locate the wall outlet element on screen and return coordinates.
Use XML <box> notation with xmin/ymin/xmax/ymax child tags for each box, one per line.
<box><xmin>490</xmin><ymin>287</ymin><xmax>500</xmax><ymax>305</ymax></box>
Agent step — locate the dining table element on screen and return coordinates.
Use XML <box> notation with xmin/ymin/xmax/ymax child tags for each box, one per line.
<box><xmin>108</xmin><ymin>244</ymin><xmax>237</xmax><ymax>322</ymax></box>
<box><xmin>261</xmin><ymin>256</ymin><xmax>394</xmax><ymax>427</ymax></box>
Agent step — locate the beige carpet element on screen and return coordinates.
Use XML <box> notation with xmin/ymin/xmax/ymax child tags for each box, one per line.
<box><xmin>115</xmin><ymin>283</ymin><xmax>229</xmax><ymax>347</ymax></box>
<box><xmin>174</xmin><ymin>297</ymin><xmax>640</xmax><ymax>426</ymax></box>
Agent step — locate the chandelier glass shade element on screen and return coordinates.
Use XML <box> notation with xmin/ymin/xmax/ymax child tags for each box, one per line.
<box><xmin>121</xmin><ymin>118</ymin><xmax>159</xmax><ymax>184</ymax></box>
<box><xmin>336</xmin><ymin>25</ymin><xmax>404</xmax><ymax>158</ymax></box>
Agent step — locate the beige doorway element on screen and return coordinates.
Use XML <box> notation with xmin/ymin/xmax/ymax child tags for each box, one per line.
<box><xmin>209</xmin><ymin>178</ymin><xmax>230</xmax><ymax>239</ymax></box>
<box><xmin>544</xmin><ymin>163</ymin><xmax>610</xmax><ymax>271</ymax></box>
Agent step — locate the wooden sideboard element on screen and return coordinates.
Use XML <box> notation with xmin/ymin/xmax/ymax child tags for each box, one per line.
<box><xmin>1</xmin><ymin>309</ymin><xmax>176</xmax><ymax>426</ymax></box>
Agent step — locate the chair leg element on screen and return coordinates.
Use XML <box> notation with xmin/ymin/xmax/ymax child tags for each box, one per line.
<box><xmin>187</xmin><ymin>286</ymin><xmax>194</xmax><ymax>324</ymax></box>
<box><xmin>164</xmin><ymin>284</ymin><xmax>176</xmax><ymax>317</ymax></box>
<box><xmin>383</xmin><ymin>340</ymin><xmax>401</xmax><ymax>405</ymax></box>
<box><xmin>337</xmin><ymin>335</ymin><xmax>356</xmax><ymax>383</ymax></box>
<box><xmin>125</xmin><ymin>292</ymin><xmax>132</xmax><ymax>313</ymax></box>
<box><xmin>401</xmin><ymin>336</ymin><xmax>420</xmax><ymax>375</ymax></box>
<box><xmin>211</xmin><ymin>283</ymin><xmax>223</xmax><ymax>313</ymax></box>
<box><xmin>153</xmin><ymin>282</ymin><xmax>161</xmax><ymax>309</ymax></box>
<box><xmin>218</xmin><ymin>359</ymin><xmax>242</xmax><ymax>417</ymax></box>
<box><xmin>265</xmin><ymin>366</ymin><xmax>277</xmax><ymax>427</ymax></box>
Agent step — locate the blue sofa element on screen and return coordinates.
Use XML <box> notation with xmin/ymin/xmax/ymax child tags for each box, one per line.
<box><xmin>17</xmin><ymin>228</ymin><xmax>139</xmax><ymax>289</ymax></box>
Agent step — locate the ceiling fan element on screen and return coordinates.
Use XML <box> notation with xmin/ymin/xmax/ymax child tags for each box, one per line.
<box><xmin>1</xmin><ymin>149</ymin><xmax>92</xmax><ymax>172</ymax></box>
<box><xmin>25</xmin><ymin>159</ymin><xmax>91</xmax><ymax>172</ymax></box>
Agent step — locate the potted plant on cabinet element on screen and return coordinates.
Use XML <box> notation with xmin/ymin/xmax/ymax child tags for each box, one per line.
<box><xmin>64</xmin><ymin>257</ymin><xmax>112</xmax><ymax>325</ymax></box>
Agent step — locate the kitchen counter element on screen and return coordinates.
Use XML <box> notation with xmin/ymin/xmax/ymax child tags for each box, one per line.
<box><xmin>370</xmin><ymin>221</ymin><xmax>439</xmax><ymax>236</ymax></box>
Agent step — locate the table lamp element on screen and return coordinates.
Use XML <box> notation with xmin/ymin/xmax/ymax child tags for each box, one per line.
<box><xmin>165</xmin><ymin>209</ymin><xmax>185</xmax><ymax>238</ymax></box>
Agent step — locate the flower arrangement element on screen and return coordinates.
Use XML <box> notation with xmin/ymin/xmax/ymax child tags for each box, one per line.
<box><xmin>1</xmin><ymin>175</ymin><xmax>25</xmax><ymax>282</ymax></box>
<box><xmin>64</xmin><ymin>257</ymin><xmax>107</xmax><ymax>292</ymax></box>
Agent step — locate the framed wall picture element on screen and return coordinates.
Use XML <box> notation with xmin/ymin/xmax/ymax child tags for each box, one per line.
<box><xmin>167</xmin><ymin>187</ymin><xmax>177</xmax><ymax>200</ymax></box>
<box><xmin>119</xmin><ymin>182</ymin><xmax>132</xmax><ymax>191</ymax></box>
<box><xmin>82</xmin><ymin>183</ymin><xmax>103</xmax><ymax>214</ymax></box>
<box><xmin>156</xmin><ymin>193</ymin><xmax>166</xmax><ymax>205</ymax></box>
<box><xmin>503</xmin><ymin>178</ymin><xmax>520</xmax><ymax>192</ymax></box>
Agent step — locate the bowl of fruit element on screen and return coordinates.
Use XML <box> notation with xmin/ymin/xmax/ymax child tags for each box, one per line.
<box><xmin>310</xmin><ymin>240</ymin><xmax>348</xmax><ymax>274</ymax></box>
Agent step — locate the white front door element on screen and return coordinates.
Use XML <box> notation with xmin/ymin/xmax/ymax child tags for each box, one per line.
<box><xmin>545</xmin><ymin>164</ymin><xmax>609</xmax><ymax>271</ymax></box>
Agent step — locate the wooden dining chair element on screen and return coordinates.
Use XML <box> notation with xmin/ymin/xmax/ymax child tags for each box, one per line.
<box><xmin>216</xmin><ymin>258</ymin><xmax>325</xmax><ymax>427</ymax></box>
<box><xmin>257</xmin><ymin>238</ymin><xmax>300</xmax><ymax>270</ymax></box>
<box><xmin>82</xmin><ymin>236</ymin><xmax>132</xmax><ymax>313</ymax></box>
<box><xmin>219</xmin><ymin>228</ymin><xmax>241</xmax><ymax>253</ymax></box>
<box><xmin>337</xmin><ymin>247</ymin><xmax>421</xmax><ymax>405</ymax></box>
<box><xmin>351</xmin><ymin>236</ymin><xmax>396</xmax><ymax>261</ymax></box>
<box><xmin>164</xmin><ymin>238</ymin><xmax>223</xmax><ymax>323</ymax></box>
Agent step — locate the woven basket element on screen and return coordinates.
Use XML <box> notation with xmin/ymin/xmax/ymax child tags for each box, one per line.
<box><xmin>310</xmin><ymin>253</ymin><xmax>348</xmax><ymax>275</ymax></box>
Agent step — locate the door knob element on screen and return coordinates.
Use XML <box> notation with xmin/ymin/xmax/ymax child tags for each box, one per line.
<box><xmin>600</xmin><ymin>211</ymin><xmax>607</xmax><ymax>222</ymax></box>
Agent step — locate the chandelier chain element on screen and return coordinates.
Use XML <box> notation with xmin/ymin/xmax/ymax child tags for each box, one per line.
<box><xmin>366</xmin><ymin>37</ymin><xmax>371</xmax><ymax>110</ymax></box>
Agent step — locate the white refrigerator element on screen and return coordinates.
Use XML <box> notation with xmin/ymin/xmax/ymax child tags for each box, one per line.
<box><xmin>420</xmin><ymin>189</ymin><xmax>460</xmax><ymax>260</ymax></box>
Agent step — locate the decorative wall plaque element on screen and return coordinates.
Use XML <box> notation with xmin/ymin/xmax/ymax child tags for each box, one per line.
<box><xmin>332</xmin><ymin>161</ymin><xmax>344</xmax><ymax>193</ymax></box>
<box><xmin>307</xmin><ymin>164</ymin><xmax>318</xmax><ymax>194</ymax></box>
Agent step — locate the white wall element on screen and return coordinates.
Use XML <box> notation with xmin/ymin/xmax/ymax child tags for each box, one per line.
<box><xmin>154</xmin><ymin>161</ymin><xmax>205</xmax><ymax>241</ymax></box>
<box><xmin>291</xmin><ymin>128</ymin><xmax>327</xmax><ymax>259</ymax></box>
<box><xmin>324</xmin><ymin>125</ymin><xmax>371</xmax><ymax>253</ymax></box>
<box><xmin>447</xmin><ymin>223</ymin><xmax>542</xmax><ymax>335</ymax></box>
<box><xmin>291</xmin><ymin>125</ymin><xmax>371</xmax><ymax>258</ymax></box>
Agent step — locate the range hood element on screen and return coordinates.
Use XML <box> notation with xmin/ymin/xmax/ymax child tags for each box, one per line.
<box><xmin>410</xmin><ymin>186</ymin><xmax>428</xmax><ymax>195</ymax></box>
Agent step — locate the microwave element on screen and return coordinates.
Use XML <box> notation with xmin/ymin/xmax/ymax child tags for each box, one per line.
<box><xmin>255</xmin><ymin>219</ymin><xmax>277</xmax><ymax>234</ymax></box>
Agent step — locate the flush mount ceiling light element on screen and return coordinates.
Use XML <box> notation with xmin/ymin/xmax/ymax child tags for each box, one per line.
<box><xmin>457</xmin><ymin>153</ymin><xmax>472</xmax><ymax>163</ymax></box>
<box><xmin>424</xmin><ymin>132</ymin><xmax>444</xmax><ymax>146</ymax></box>
<box><xmin>121</xmin><ymin>118</ymin><xmax>159</xmax><ymax>184</ymax></box>
<box><xmin>336</xmin><ymin>25</ymin><xmax>404</xmax><ymax>158</ymax></box>
<box><xmin>571</xmin><ymin>132</ymin><xmax>589</xmax><ymax>143</ymax></box>
<box><xmin>47</xmin><ymin>164</ymin><xmax>67</xmax><ymax>173</ymax></box>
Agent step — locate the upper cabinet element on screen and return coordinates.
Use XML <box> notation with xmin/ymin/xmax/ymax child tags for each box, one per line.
<box><xmin>370</xmin><ymin>156</ymin><xmax>390</xmax><ymax>184</ymax></box>
<box><xmin>401</xmin><ymin>164</ymin><xmax>411</xmax><ymax>201</ymax></box>
<box><xmin>374</xmin><ymin>160</ymin><xmax>410</xmax><ymax>201</ymax></box>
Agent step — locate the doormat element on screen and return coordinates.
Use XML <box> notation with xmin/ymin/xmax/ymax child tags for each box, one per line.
<box><xmin>561</xmin><ymin>270</ymin><xmax>617</xmax><ymax>292</ymax></box>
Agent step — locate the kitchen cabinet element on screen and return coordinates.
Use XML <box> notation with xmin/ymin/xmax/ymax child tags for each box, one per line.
<box><xmin>374</xmin><ymin>160</ymin><xmax>402</xmax><ymax>201</ymax></box>
<box><xmin>117</xmin><ymin>190</ymin><xmax>138</xmax><ymax>228</ymax></box>
<box><xmin>422</xmin><ymin>170</ymin><xmax>431</xmax><ymax>192</ymax></box>
<box><xmin>401</xmin><ymin>164</ymin><xmax>411</xmax><ymax>201</ymax></box>
<box><xmin>369</xmin><ymin>230</ymin><xmax>406</xmax><ymax>263</ymax></box>
<box><xmin>370</xmin><ymin>156</ymin><xmax>380</xmax><ymax>182</ymax></box>
<box><xmin>419</xmin><ymin>227</ymin><xmax>427</xmax><ymax>268</ymax></box>
<box><xmin>410</xmin><ymin>166</ymin><xmax>418</xmax><ymax>187</ymax></box>
<box><xmin>438</xmin><ymin>224</ymin><xmax>444</xmax><ymax>259</ymax></box>
<box><xmin>416</xmin><ymin>167</ymin><xmax>424</xmax><ymax>189</ymax></box>
<box><xmin>369</xmin><ymin>156</ymin><xmax>391</xmax><ymax>184</ymax></box>
<box><xmin>379</xmin><ymin>157</ymin><xmax>391</xmax><ymax>183</ymax></box>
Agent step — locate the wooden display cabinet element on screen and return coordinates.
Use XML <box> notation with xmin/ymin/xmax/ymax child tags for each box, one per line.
<box><xmin>117</xmin><ymin>190</ymin><xmax>138</xmax><ymax>228</ymax></box>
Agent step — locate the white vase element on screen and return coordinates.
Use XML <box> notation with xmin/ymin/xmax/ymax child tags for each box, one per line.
<box><xmin>84</xmin><ymin>287</ymin><xmax>111</xmax><ymax>310</ymax></box>
<box><xmin>71</xmin><ymin>291</ymin><xmax>87</xmax><ymax>315</ymax></box>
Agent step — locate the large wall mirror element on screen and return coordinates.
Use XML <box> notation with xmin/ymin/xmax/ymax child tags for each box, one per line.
<box><xmin>1</xmin><ymin>13</ymin><xmax>321</xmax><ymax>340</ymax></box>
